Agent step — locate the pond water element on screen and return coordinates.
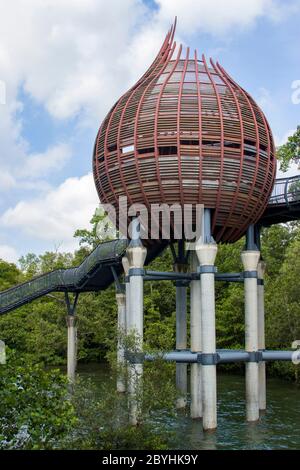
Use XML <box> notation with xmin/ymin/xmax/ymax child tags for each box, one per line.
<box><xmin>77</xmin><ymin>364</ymin><xmax>300</xmax><ymax>450</ymax></box>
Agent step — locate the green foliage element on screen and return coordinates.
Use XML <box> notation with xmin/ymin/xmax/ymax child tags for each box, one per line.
<box><xmin>216</xmin><ymin>284</ymin><xmax>244</xmax><ymax>349</ymax></box>
<box><xmin>0</xmin><ymin>350</ymin><xmax>76</xmax><ymax>449</ymax></box>
<box><xmin>1</xmin><ymin>211</ymin><xmax>300</xmax><ymax>383</ymax></box>
<box><xmin>63</xmin><ymin>360</ymin><xmax>177</xmax><ymax>450</ymax></box>
<box><xmin>0</xmin><ymin>259</ymin><xmax>21</xmax><ymax>290</ymax></box>
<box><xmin>277</xmin><ymin>126</ymin><xmax>300</xmax><ymax>172</ymax></box>
<box><xmin>261</xmin><ymin>224</ymin><xmax>298</xmax><ymax>277</ymax></box>
<box><xmin>265</xmin><ymin>235</ymin><xmax>300</xmax><ymax>350</ymax></box>
<box><xmin>74</xmin><ymin>207</ymin><xmax>117</xmax><ymax>248</ymax></box>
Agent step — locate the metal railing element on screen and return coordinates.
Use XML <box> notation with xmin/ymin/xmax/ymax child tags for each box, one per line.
<box><xmin>268</xmin><ymin>175</ymin><xmax>300</xmax><ymax>207</ymax></box>
<box><xmin>0</xmin><ymin>238</ymin><xmax>128</xmax><ymax>314</ymax></box>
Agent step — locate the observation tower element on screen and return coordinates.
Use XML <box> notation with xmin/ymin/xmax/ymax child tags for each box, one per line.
<box><xmin>93</xmin><ymin>21</ymin><xmax>279</xmax><ymax>431</ymax></box>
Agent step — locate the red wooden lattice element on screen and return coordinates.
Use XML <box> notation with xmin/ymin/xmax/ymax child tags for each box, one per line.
<box><xmin>93</xmin><ymin>21</ymin><xmax>276</xmax><ymax>243</ymax></box>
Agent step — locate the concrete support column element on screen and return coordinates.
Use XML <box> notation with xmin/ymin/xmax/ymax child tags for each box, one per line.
<box><xmin>126</xmin><ymin>219</ymin><xmax>147</xmax><ymax>425</ymax></box>
<box><xmin>190</xmin><ymin>250</ymin><xmax>202</xmax><ymax>419</ymax></box>
<box><xmin>241</xmin><ymin>242</ymin><xmax>260</xmax><ymax>423</ymax></box>
<box><xmin>174</xmin><ymin>261</ymin><xmax>188</xmax><ymax>409</ymax></box>
<box><xmin>258</xmin><ymin>260</ymin><xmax>266</xmax><ymax>411</ymax></box>
<box><xmin>122</xmin><ymin>256</ymin><xmax>130</xmax><ymax>331</ymax></box>
<box><xmin>66</xmin><ymin>315</ymin><xmax>77</xmax><ymax>384</ymax></box>
<box><xmin>196</xmin><ymin>210</ymin><xmax>218</xmax><ymax>431</ymax></box>
<box><xmin>0</xmin><ymin>340</ymin><xmax>6</xmax><ymax>365</ymax></box>
<box><xmin>116</xmin><ymin>292</ymin><xmax>126</xmax><ymax>393</ymax></box>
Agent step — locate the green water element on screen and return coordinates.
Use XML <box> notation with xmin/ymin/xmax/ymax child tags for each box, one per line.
<box><xmin>77</xmin><ymin>364</ymin><xmax>300</xmax><ymax>450</ymax></box>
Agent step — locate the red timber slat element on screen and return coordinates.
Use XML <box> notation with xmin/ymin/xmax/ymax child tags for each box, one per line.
<box><xmin>202</xmin><ymin>55</ymin><xmax>225</xmax><ymax>234</ymax></box>
<box><xmin>218</xmin><ymin>63</ymin><xmax>262</xmax><ymax>241</ymax></box>
<box><xmin>247</xmin><ymin>106</ymin><xmax>275</xmax><ymax>225</ymax></box>
<box><xmin>177</xmin><ymin>47</ymin><xmax>190</xmax><ymax>208</ymax></box>
<box><xmin>116</xmin><ymin>26</ymin><xmax>173</xmax><ymax>202</ymax></box>
<box><xmin>93</xmin><ymin>114</ymin><xmax>110</xmax><ymax>206</ymax></box>
<box><xmin>134</xmin><ymin>38</ymin><xmax>177</xmax><ymax>239</ymax></box>
<box><xmin>154</xmin><ymin>44</ymin><xmax>182</xmax><ymax>205</ymax></box>
<box><xmin>222</xmin><ymin>62</ymin><xmax>276</xmax><ymax>240</ymax></box>
<box><xmin>212</xmin><ymin>60</ymin><xmax>245</xmax><ymax>242</ymax></box>
<box><xmin>194</xmin><ymin>51</ymin><xmax>203</xmax><ymax>205</ymax></box>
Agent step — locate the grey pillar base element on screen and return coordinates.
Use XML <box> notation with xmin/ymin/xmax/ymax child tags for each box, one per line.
<box><xmin>190</xmin><ymin>251</ymin><xmax>202</xmax><ymax>419</ymax></box>
<box><xmin>242</xmin><ymin>249</ymin><xmax>260</xmax><ymax>423</ymax></box>
<box><xmin>190</xmin><ymin>363</ymin><xmax>202</xmax><ymax>419</ymax></box>
<box><xmin>176</xmin><ymin>363</ymin><xmax>187</xmax><ymax>409</ymax></box>
<box><xmin>175</xmin><ymin>281</ymin><xmax>187</xmax><ymax>409</ymax></box>
<box><xmin>196</xmin><ymin>238</ymin><xmax>218</xmax><ymax>431</ymax></box>
<box><xmin>258</xmin><ymin>261</ymin><xmax>266</xmax><ymax>411</ymax></box>
<box><xmin>66</xmin><ymin>315</ymin><xmax>77</xmax><ymax>384</ymax></box>
<box><xmin>258</xmin><ymin>362</ymin><xmax>266</xmax><ymax>411</ymax></box>
<box><xmin>128</xmin><ymin>363</ymin><xmax>143</xmax><ymax>426</ymax></box>
<box><xmin>116</xmin><ymin>292</ymin><xmax>126</xmax><ymax>393</ymax></box>
<box><xmin>126</xmin><ymin>227</ymin><xmax>146</xmax><ymax>426</ymax></box>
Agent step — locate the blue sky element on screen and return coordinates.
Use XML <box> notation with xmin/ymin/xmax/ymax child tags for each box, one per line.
<box><xmin>0</xmin><ymin>0</ymin><xmax>299</xmax><ymax>263</ymax></box>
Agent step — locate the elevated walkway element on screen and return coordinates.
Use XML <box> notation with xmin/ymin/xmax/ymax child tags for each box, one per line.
<box><xmin>1</xmin><ymin>174</ymin><xmax>300</xmax><ymax>315</ymax></box>
<box><xmin>260</xmin><ymin>175</ymin><xmax>300</xmax><ymax>226</ymax></box>
<box><xmin>0</xmin><ymin>238</ymin><xmax>167</xmax><ymax>315</ymax></box>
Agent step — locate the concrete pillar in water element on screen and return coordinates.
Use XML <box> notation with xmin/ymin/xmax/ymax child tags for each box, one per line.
<box><xmin>190</xmin><ymin>250</ymin><xmax>202</xmax><ymax>419</ymax></box>
<box><xmin>116</xmin><ymin>291</ymin><xmax>126</xmax><ymax>393</ymax></box>
<box><xmin>66</xmin><ymin>314</ymin><xmax>77</xmax><ymax>384</ymax></box>
<box><xmin>126</xmin><ymin>219</ymin><xmax>147</xmax><ymax>425</ymax></box>
<box><xmin>241</xmin><ymin>228</ymin><xmax>260</xmax><ymax>423</ymax></box>
<box><xmin>257</xmin><ymin>260</ymin><xmax>266</xmax><ymax>411</ymax></box>
<box><xmin>196</xmin><ymin>209</ymin><xmax>218</xmax><ymax>431</ymax></box>
<box><xmin>174</xmin><ymin>257</ymin><xmax>188</xmax><ymax>409</ymax></box>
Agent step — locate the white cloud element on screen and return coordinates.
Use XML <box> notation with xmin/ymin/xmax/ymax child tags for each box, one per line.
<box><xmin>0</xmin><ymin>0</ymin><xmax>289</xmax><ymax>127</ymax></box>
<box><xmin>155</xmin><ymin>0</ymin><xmax>285</xmax><ymax>36</ymax></box>
<box><xmin>1</xmin><ymin>173</ymin><xmax>99</xmax><ymax>252</ymax></box>
<box><xmin>17</xmin><ymin>143</ymin><xmax>72</xmax><ymax>179</ymax></box>
<box><xmin>0</xmin><ymin>244</ymin><xmax>19</xmax><ymax>263</ymax></box>
<box><xmin>0</xmin><ymin>0</ymin><xmax>147</xmax><ymax>123</ymax></box>
<box><xmin>0</xmin><ymin>171</ymin><xmax>16</xmax><ymax>191</ymax></box>
<box><xmin>257</xmin><ymin>87</ymin><xmax>274</xmax><ymax>111</ymax></box>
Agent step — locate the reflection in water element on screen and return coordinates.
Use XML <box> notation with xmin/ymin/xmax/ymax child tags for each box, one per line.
<box><xmin>77</xmin><ymin>364</ymin><xmax>300</xmax><ymax>450</ymax></box>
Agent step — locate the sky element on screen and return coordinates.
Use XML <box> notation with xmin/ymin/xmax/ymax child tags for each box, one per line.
<box><xmin>0</xmin><ymin>0</ymin><xmax>299</xmax><ymax>263</ymax></box>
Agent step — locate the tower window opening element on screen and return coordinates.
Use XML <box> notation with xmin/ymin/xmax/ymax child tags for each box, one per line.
<box><xmin>138</xmin><ymin>147</ymin><xmax>155</xmax><ymax>155</ymax></box>
<box><xmin>107</xmin><ymin>144</ymin><xmax>117</xmax><ymax>152</ymax></box>
<box><xmin>202</xmin><ymin>140</ymin><xmax>221</xmax><ymax>148</ymax></box>
<box><xmin>158</xmin><ymin>146</ymin><xmax>178</xmax><ymax>155</ymax></box>
<box><xmin>224</xmin><ymin>141</ymin><xmax>240</xmax><ymax>149</ymax></box>
<box><xmin>180</xmin><ymin>139</ymin><xmax>199</xmax><ymax>146</ymax></box>
<box><xmin>244</xmin><ymin>140</ymin><xmax>257</xmax><ymax>157</ymax></box>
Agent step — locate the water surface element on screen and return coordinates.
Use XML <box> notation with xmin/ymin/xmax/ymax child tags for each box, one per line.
<box><xmin>77</xmin><ymin>364</ymin><xmax>300</xmax><ymax>450</ymax></box>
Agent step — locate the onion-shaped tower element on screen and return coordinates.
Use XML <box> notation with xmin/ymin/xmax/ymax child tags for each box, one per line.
<box><xmin>93</xmin><ymin>21</ymin><xmax>276</xmax><ymax>242</ymax></box>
